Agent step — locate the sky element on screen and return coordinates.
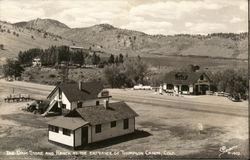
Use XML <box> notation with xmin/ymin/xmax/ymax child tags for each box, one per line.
<box><xmin>0</xmin><ymin>0</ymin><xmax>247</xmax><ymax>35</ymax></box>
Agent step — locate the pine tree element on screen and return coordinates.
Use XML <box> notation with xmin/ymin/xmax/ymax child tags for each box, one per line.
<box><xmin>108</xmin><ymin>54</ymin><xmax>115</xmax><ymax>64</ymax></box>
<box><xmin>118</xmin><ymin>54</ymin><xmax>124</xmax><ymax>63</ymax></box>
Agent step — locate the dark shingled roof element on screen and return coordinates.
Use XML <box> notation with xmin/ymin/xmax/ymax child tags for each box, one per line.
<box><xmin>48</xmin><ymin>116</ymin><xmax>88</xmax><ymax>130</ymax></box>
<box><xmin>76</xmin><ymin>101</ymin><xmax>139</xmax><ymax>125</ymax></box>
<box><xmin>164</xmin><ymin>71</ymin><xmax>211</xmax><ymax>85</ymax></box>
<box><xmin>48</xmin><ymin>81</ymin><xmax>104</xmax><ymax>102</ymax></box>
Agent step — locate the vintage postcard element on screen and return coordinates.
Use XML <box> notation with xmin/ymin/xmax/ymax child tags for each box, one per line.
<box><xmin>0</xmin><ymin>0</ymin><xmax>248</xmax><ymax>159</ymax></box>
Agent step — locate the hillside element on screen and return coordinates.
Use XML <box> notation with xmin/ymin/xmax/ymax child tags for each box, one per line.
<box><xmin>0</xmin><ymin>20</ymin><xmax>81</xmax><ymax>64</ymax></box>
<box><xmin>61</xmin><ymin>25</ymin><xmax>247</xmax><ymax>59</ymax></box>
<box><xmin>14</xmin><ymin>18</ymin><xmax>70</xmax><ymax>35</ymax></box>
<box><xmin>0</xmin><ymin>18</ymin><xmax>248</xmax><ymax>64</ymax></box>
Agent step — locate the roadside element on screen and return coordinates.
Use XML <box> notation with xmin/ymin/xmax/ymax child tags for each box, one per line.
<box><xmin>0</xmin><ymin>79</ymin><xmax>248</xmax><ymax>159</ymax></box>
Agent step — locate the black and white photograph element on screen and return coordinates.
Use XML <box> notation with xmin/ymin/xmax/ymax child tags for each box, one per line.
<box><xmin>0</xmin><ymin>0</ymin><xmax>248</xmax><ymax>159</ymax></box>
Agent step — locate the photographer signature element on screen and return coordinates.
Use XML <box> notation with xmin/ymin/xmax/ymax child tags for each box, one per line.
<box><xmin>218</xmin><ymin>145</ymin><xmax>240</xmax><ymax>158</ymax></box>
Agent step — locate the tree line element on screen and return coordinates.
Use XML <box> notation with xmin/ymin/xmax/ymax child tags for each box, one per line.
<box><xmin>2</xmin><ymin>45</ymin><xmax>126</xmax><ymax>79</ymax></box>
<box><xmin>18</xmin><ymin>46</ymin><xmax>90</xmax><ymax>66</ymax></box>
<box><xmin>17</xmin><ymin>45</ymin><xmax>125</xmax><ymax>67</ymax></box>
<box><xmin>172</xmin><ymin>32</ymin><xmax>248</xmax><ymax>40</ymax></box>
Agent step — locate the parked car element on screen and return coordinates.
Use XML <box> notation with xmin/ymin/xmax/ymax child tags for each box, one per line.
<box><xmin>133</xmin><ymin>84</ymin><xmax>152</xmax><ymax>90</ymax></box>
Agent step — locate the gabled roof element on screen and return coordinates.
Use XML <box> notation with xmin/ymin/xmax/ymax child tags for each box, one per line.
<box><xmin>48</xmin><ymin>116</ymin><xmax>88</xmax><ymax>130</ymax></box>
<box><xmin>75</xmin><ymin>101</ymin><xmax>139</xmax><ymax>125</ymax></box>
<box><xmin>47</xmin><ymin>81</ymin><xmax>104</xmax><ymax>102</ymax></box>
<box><xmin>164</xmin><ymin>71</ymin><xmax>211</xmax><ymax>85</ymax></box>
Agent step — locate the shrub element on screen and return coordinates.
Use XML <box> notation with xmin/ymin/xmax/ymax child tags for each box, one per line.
<box><xmin>3</xmin><ymin>59</ymin><xmax>24</xmax><ymax>77</ymax></box>
<box><xmin>103</xmin><ymin>57</ymin><xmax>148</xmax><ymax>88</ymax></box>
<box><xmin>0</xmin><ymin>44</ymin><xmax>4</xmax><ymax>50</ymax></box>
<box><xmin>212</xmin><ymin>68</ymin><xmax>248</xmax><ymax>100</ymax></box>
<box><xmin>48</xmin><ymin>74</ymin><xmax>56</xmax><ymax>78</ymax></box>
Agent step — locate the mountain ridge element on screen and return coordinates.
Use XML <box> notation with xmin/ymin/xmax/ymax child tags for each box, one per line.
<box><xmin>0</xmin><ymin>18</ymin><xmax>247</xmax><ymax>62</ymax></box>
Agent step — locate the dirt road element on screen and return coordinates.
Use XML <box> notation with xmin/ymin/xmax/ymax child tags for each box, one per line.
<box><xmin>0</xmin><ymin>79</ymin><xmax>247</xmax><ymax>118</ymax></box>
<box><xmin>109</xmin><ymin>89</ymin><xmax>248</xmax><ymax>117</ymax></box>
<box><xmin>0</xmin><ymin>80</ymin><xmax>248</xmax><ymax>159</ymax></box>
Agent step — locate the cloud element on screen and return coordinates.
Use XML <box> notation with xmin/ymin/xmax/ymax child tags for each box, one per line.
<box><xmin>128</xmin><ymin>0</ymin><xmax>223</xmax><ymax>21</ymax></box>
<box><xmin>122</xmin><ymin>21</ymin><xmax>173</xmax><ymax>35</ymax></box>
<box><xmin>185</xmin><ymin>22</ymin><xmax>227</xmax><ymax>34</ymax></box>
<box><xmin>185</xmin><ymin>22</ymin><xmax>193</xmax><ymax>27</ymax></box>
<box><xmin>229</xmin><ymin>17</ymin><xmax>242</xmax><ymax>23</ymax></box>
<box><xmin>0</xmin><ymin>0</ymin><xmax>247</xmax><ymax>35</ymax></box>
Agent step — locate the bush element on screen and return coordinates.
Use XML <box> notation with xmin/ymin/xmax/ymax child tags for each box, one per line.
<box><xmin>3</xmin><ymin>59</ymin><xmax>24</xmax><ymax>78</ymax></box>
<box><xmin>103</xmin><ymin>57</ymin><xmax>148</xmax><ymax>88</ymax></box>
<box><xmin>49</xmin><ymin>74</ymin><xmax>56</xmax><ymax>78</ymax></box>
<box><xmin>212</xmin><ymin>68</ymin><xmax>248</xmax><ymax>100</ymax></box>
<box><xmin>0</xmin><ymin>44</ymin><xmax>4</xmax><ymax>50</ymax></box>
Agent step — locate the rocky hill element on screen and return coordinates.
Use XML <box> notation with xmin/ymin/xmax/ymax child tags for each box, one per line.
<box><xmin>61</xmin><ymin>25</ymin><xmax>248</xmax><ymax>59</ymax></box>
<box><xmin>0</xmin><ymin>18</ymin><xmax>247</xmax><ymax>64</ymax></box>
<box><xmin>0</xmin><ymin>20</ymin><xmax>81</xmax><ymax>64</ymax></box>
<box><xmin>14</xmin><ymin>18</ymin><xmax>70</xmax><ymax>35</ymax></box>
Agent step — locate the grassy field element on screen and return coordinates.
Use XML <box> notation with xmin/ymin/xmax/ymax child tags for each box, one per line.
<box><xmin>142</xmin><ymin>56</ymin><xmax>248</xmax><ymax>71</ymax></box>
<box><xmin>0</xmin><ymin>80</ymin><xmax>248</xmax><ymax>159</ymax></box>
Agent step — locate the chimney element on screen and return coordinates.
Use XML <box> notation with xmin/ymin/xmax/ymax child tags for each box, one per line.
<box><xmin>79</xmin><ymin>81</ymin><xmax>82</xmax><ymax>91</ymax></box>
<box><xmin>103</xmin><ymin>100</ymin><xmax>109</xmax><ymax>109</ymax></box>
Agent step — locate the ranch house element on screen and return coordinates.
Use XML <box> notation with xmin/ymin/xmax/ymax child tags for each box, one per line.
<box><xmin>46</xmin><ymin>81</ymin><xmax>138</xmax><ymax>149</ymax></box>
<box><xmin>43</xmin><ymin>81</ymin><xmax>108</xmax><ymax>116</ymax></box>
<box><xmin>163</xmin><ymin>71</ymin><xmax>212</xmax><ymax>95</ymax></box>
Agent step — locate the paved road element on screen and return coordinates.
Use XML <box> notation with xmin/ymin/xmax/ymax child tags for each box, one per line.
<box><xmin>0</xmin><ymin>80</ymin><xmax>248</xmax><ymax>117</ymax></box>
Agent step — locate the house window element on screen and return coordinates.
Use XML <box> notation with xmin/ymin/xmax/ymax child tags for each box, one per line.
<box><xmin>77</xmin><ymin>101</ymin><xmax>82</xmax><ymax>108</ymax></box>
<box><xmin>49</xmin><ymin>125</ymin><xmax>59</xmax><ymax>133</ymax></box>
<box><xmin>123</xmin><ymin>119</ymin><xmax>129</xmax><ymax>129</ymax></box>
<box><xmin>95</xmin><ymin>124</ymin><xmax>102</xmax><ymax>133</ymax></box>
<box><xmin>111</xmin><ymin>121</ymin><xmax>116</xmax><ymax>128</ymax></box>
<box><xmin>96</xmin><ymin>101</ymin><xmax>100</xmax><ymax>106</ymax></box>
<box><xmin>200</xmin><ymin>75</ymin><xmax>204</xmax><ymax>80</ymax></box>
<box><xmin>63</xmin><ymin>128</ymin><xmax>71</xmax><ymax>136</ymax></box>
<box><xmin>61</xmin><ymin>104</ymin><xmax>66</xmax><ymax>109</ymax></box>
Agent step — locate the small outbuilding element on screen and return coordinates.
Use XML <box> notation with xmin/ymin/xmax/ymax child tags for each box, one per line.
<box><xmin>32</xmin><ymin>58</ymin><xmax>42</xmax><ymax>67</ymax></box>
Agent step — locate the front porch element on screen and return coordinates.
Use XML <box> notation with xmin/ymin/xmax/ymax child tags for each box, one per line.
<box><xmin>164</xmin><ymin>83</ymin><xmax>211</xmax><ymax>95</ymax></box>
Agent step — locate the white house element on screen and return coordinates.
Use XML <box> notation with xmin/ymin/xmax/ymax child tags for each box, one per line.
<box><xmin>163</xmin><ymin>71</ymin><xmax>212</xmax><ymax>95</ymax></box>
<box><xmin>43</xmin><ymin>81</ymin><xmax>109</xmax><ymax>116</ymax></box>
<box><xmin>32</xmin><ymin>58</ymin><xmax>41</xmax><ymax>67</ymax></box>
<box><xmin>46</xmin><ymin>81</ymin><xmax>138</xmax><ymax>149</ymax></box>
